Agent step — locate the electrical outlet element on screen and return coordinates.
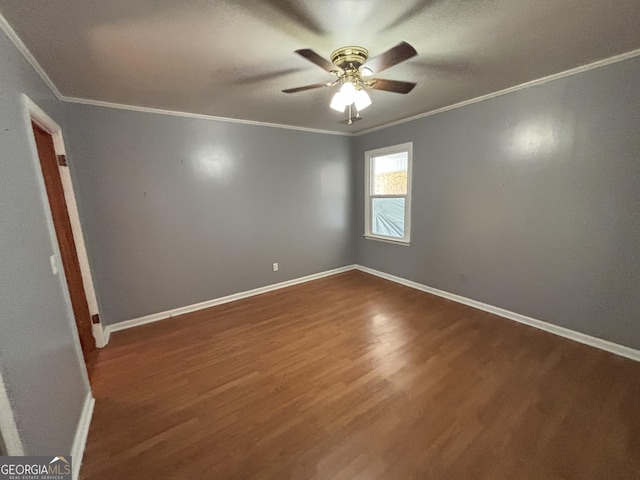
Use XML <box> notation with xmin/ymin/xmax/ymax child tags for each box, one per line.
<box><xmin>273</xmin><ymin>263</ymin><xmax>279</xmax><ymax>272</ymax></box>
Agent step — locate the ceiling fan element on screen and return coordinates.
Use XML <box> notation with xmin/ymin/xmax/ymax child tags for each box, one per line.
<box><xmin>282</xmin><ymin>42</ymin><xmax>418</xmax><ymax>124</ymax></box>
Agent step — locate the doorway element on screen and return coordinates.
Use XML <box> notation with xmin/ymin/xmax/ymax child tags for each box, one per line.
<box><xmin>26</xmin><ymin>98</ymin><xmax>102</xmax><ymax>376</ymax></box>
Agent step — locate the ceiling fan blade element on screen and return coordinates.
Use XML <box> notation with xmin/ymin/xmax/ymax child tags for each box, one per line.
<box><xmin>282</xmin><ymin>82</ymin><xmax>326</xmax><ymax>94</ymax></box>
<box><xmin>365</xmin><ymin>41</ymin><xmax>417</xmax><ymax>74</ymax></box>
<box><xmin>370</xmin><ymin>79</ymin><xmax>417</xmax><ymax>94</ymax></box>
<box><xmin>262</xmin><ymin>0</ymin><xmax>326</xmax><ymax>35</ymax></box>
<box><xmin>295</xmin><ymin>49</ymin><xmax>336</xmax><ymax>73</ymax></box>
<box><xmin>237</xmin><ymin>68</ymin><xmax>303</xmax><ymax>86</ymax></box>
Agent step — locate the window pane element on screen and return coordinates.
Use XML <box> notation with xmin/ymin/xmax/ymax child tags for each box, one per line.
<box><xmin>373</xmin><ymin>152</ymin><xmax>408</xmax><ymax>195</ymax></box>
<box><xmin>372</xmin><ymin>197</ymin><xmax>405</xmax><ymax>238</ymax></box>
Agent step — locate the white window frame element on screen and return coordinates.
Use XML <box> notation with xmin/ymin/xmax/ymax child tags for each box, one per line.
<box><xmin>364</xmin><ymin>142</ymin><xmax>413</xmax><ymax>245</ymax></box>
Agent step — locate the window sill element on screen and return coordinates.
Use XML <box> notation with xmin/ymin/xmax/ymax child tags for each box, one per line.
<box><xmin>363</xmin><ymin>234</ymin><xmax>410</xmax><ymax>246</ymax></box>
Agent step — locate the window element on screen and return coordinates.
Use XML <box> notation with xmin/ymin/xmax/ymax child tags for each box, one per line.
<box><xmin>364</xmin><ymin>142</ymin><xmax>412</xmax><ymax>245</ymax></box>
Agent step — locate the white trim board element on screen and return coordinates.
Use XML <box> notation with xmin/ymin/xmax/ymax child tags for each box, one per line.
<box><xmin>103</xmin><ymin>265</ymin><xmax>358</xmax><ymax>342</ymax></box>
<box><xmin>364</xmin><ymin>142</ymin><xmax>413</xmax><ymax>245</ymax></box>
<box><xmin>0</xmin><ymin>10</ymin><xmax>346</xmax><ymax>137</ymax></box>
<box><xmin>92</xmin><ymin>323</ymin><xmax>108</xmax><ymax>349</ymax></box>
<box><xmin>23</xmin><ymin>95</ymin><xmax>103</xmax><ymax>352</ymax></box>
<box><xmin>354</xmin><ymin>47</ymin><xmax>640</xmax><ymax>136</ymax></box>
<box><xmin>49</xmin><ymin>47</ymin><xmax>640</xmax><ymax>137</ymax></box>
<box><xmin>355</xmin><ymin>265</ymin><xmax>640</xmax><ymax>362</ymax></box>
<box><xmin>71</xmin><ymin>393</ymin><xmax>94</xmax><ymax>480</ymax></box>
<box><xmin>103</xmin><ymin>264</ymin><xmax>640</xmax><ymax>363</ymax></box>
<box><xmin>61</xmin><ymin>96</ymin><xmax>351</xmax><ymax>137</ymax></box>
<box><xmin>2</xmin><ymin>10</ymin><xmax>640</xmax><ymax>137</ymax></box>
<box><xmin>0</xmin><ymin>13</ymin><xmax>63</xmax><ymax>99</ymax></box>
<box><xmin>22</xmin><ymin>95</ymin><xmax>95</xmax><ymax>386</ymax></box>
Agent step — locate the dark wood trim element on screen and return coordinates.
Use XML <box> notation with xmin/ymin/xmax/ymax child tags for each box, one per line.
<box><xmin>31</xmin><ymin>121</ymin><xmax>95</xmax><ymax>375</ymax></box>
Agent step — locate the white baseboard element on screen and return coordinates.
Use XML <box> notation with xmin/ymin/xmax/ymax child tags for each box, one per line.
<box><xmin>355</xmin><ymin>265</ymin><xmax>640</xmax><ymax>362</ymax></box>
<box><xmin>103</xmin><ymin>265</ymin><xmax>357</xmax><ymax>342</ymax></box>
<box><xmin>99</xmin><ymin>263</ymin><xmax>639</xmax><ymax>362</ymax></box>
<box><xmin>92</xmin><ymin>322</ymin><xmax>107</xmax><ymax>349</ymax></box>
<box><xmin>71</xmin><ymin>393</ymin><xmax>94</xmax><ymax>480</ymax></box>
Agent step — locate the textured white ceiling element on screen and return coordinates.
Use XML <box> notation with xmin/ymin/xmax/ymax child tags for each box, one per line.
<box><xmin>1</xmin><ymin>0</ymin><xmax>639</xmax><ymax>133</ymax></box>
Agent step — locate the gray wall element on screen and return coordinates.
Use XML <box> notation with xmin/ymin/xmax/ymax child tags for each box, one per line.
<box><xmin>62</xmin><ymin>105</ymin><xmax>353</xmax><ymax>326</ymax></box>
<box><xmin>353</xmin><ymin>56</ymin><xmax>640</xmax><ymax>350</ymax></box>
<box><xmin>0</xmin><ymin>30</ymin><xmax>89</xmax><ymax>453</ymax></box>
<box><xmin>63</xmin><ymin>55</ymin><xmax>640</xmax><ymax>350</ymax></box>
<box><xmin>1</xmin><ymin>4</ymin><xmax>637</xmax><ymax>462</ymax></box>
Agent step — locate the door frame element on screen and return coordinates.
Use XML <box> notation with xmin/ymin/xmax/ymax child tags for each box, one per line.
<box><xmin>22</xmin><ymin>95</ymin><xmax>106</xmax><ymax>349</ymax></box>
<box><xmin>0</xmin><ymin>96</ymin><xmax>103</xmax><ymax>455</ymax></box>
<box><xmin>0</xmin><ymin>367</ymin><xmax>24</xmax><ymax>455</ymax></box>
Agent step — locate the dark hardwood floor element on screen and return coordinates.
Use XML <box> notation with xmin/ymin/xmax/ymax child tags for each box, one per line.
<box><xmin>81</xmin><ymin>271</ymin><xmax>640</xmax><ymax>479</ymax></box>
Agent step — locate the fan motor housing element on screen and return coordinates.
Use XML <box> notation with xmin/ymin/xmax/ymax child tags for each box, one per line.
<box><xmin>330</xmin><ymin>46</ymin><xmax>368</xmax><ymax>70</ymax></box>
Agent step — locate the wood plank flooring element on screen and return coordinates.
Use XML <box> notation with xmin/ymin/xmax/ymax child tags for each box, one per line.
<box><xmin>80</xmin><ymin>271</ymin><xmax>640</xmax><ymax>479</ymax></box>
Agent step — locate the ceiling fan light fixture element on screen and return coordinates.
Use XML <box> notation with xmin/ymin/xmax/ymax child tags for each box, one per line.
<box><xmin>330</xmin><ymin>92</ymin><xmax>346</xmax><ymax>112</ymax></box>
<box><xmin>339</xmin><ymin>81</ymin><xmax>356</xmax><ymax>105</ymax></box>
<box><xmin>354</xmin><ymin>89</ymin><xmax>372</xmax><ymax>111</ymax></box>
<box><xmin>284</xmin><ymin>42</ymin><xmax>417</xmax><ymax>124</ymax></box>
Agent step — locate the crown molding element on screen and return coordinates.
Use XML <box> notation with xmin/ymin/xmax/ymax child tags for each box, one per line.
<box><xmin>354</xmin><ymin>47</ymin><xmax>640</xmax><ymax>136</ymax></box>
<box><xmin>61</xmin><ymin>96</ymin><xmax>352</xmax><ymax>136</ymax></box>
<box><xmin>0</xmin><ymin>11</ymin><xmax>63</xmax><ymax>100</ymax></box>
<box><xmin>63</xmin><ymin>46</ymin><xmax>640</xmax><ymax>137</ymax></box>
<box><xmin>2</xmin><ymin>10</ymin><xmax>639</xmax><ymax>137</ymax></box>
<box><xmin>0</xmin><ymin>11</ymin><xmax>349</xmax><ymax>136</ymax></box>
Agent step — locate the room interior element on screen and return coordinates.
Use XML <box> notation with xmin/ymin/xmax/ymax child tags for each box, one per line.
<box><xmin>0</xmin><ymin>1</ymin><xmax>639</xmax><ymax>478</ymax></box>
